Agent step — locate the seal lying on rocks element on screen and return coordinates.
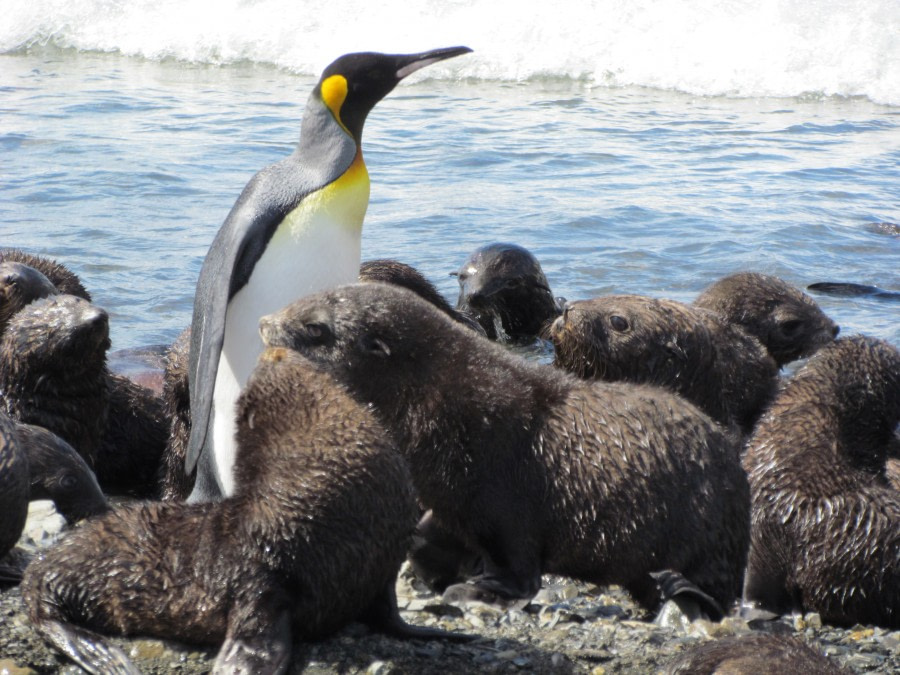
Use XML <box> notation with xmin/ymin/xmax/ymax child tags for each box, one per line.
<box><xmin>694</xmin><ymin>272</ymin><xmax>839</xmax><ymax>367</ymax></box>
<box><xmin>743</xmin><ymin>335</ymin><xmax>900</xmax><ymax>628</ymax></box>
<box><xmin>260</xmin><ymin>283</ymin><xmax>749</xmax><ymax>614</ymax></box>
<box><xmin>547</xmin><ymin>294</ymin><xmax>778</xmax><ymax>433</ymax></box>
<box><xmin>452</xmin><ymin>243</ymin><xmax>562</xmax><ymax>342</ymax></box>
<box><xmin>23</xmin><ymin>347</ymin><xmax>467</xmax><ymax>674</ymax></box>
<box><xmin>663</xmin><ymin>632</ymin><xmax>851</xmax><ymax>674</ymax></box>
<box><xmin>0</xmin><ymin>294</ymin><xmax>166</xmax><ymax>498</ymax></box>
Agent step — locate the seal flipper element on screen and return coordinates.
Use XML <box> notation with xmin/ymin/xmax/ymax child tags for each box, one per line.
<box><xmin>362</xmin><ymin>580</ymin><xmax>475</xmax><ymax>643</ymax></box>
<box><xmin>32</xmin><ymin>619</ymin><xmax>140</xmax><ymax>675</ymax></box>
<box><xmin>0</xmin><ymin>562</ymin><xmax>24</xmax><ymax>585</ymax></box>
<box><xmin>212</xmin><ymin>605</ymin><xmax>292</xmax><ymax>675</ymax></box>
<box><xmin>651</xmin><ymin>569</ymin><xmax>725</xmax><ymax>622</ymax></box>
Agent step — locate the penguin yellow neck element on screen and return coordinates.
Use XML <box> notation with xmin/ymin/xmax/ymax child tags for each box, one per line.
<box><xmin>274</xmin><ymin>152</ymin><xmax>369</xmax><ymax>245</ymax></box>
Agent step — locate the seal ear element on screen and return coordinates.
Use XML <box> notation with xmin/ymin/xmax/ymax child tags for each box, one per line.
<box><xmin>360</xmin><ymin>334</ymin><xmax>391</xmax><ymax>358</ymax></box>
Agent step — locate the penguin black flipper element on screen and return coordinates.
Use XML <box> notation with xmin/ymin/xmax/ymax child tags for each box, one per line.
<box><xmin>186</xmin><ymin>162</ymin><xmax>319</xmax><ymax>484</ymax></box>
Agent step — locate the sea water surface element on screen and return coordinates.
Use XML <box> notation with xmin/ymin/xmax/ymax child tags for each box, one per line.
<box><xmin>1</xmin><ymin>0</ymin><xmax>898</xmax><ymax>351</ymax></box>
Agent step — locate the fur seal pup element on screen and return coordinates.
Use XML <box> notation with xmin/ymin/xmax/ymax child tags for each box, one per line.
<box><xmin>0</xmin><ymin>261</ymin><xmax>59</xmax><ymax>337</ymax></box>
<box><xmin>160</xmin><ymin>326</ymin><xmax>194</xmax><ymax>500</ymax></box>
<box><xmin>453</xmin><ymin>242</ymin><xmax>563</xmax><ymax>342</ymax></box>
<box><xmin>0</xmin><ymin>294</ymin><xmax>166</xmax><ymax>498</ymax></box>
<box><xmin>742</xmin><ymin>335</ymin><xmax>900</xmax><ymax>628</ymax></box>
<box><xmin>693</xmin><ymin>272</ymin><xmax>839</xmax><ymax>368</ymax></box>
<box><xmin>360</xmin><ymin>258</ymin><xmax>484</xmax><ymax>334</ymax></box>
<box><xmin>547</xmin><ymin>294</ymin><xmax>779</xmax><ymax>433</ymax></box>
<box><xmin>0</xmin><ymin>411</ymin><xmax>28</xmax><ymax>582</ymax></box>
<box><xmin>663</xmin><ymin>633</ymin><xmax>850</xmax><ymax>674</ymax></box>
<box><xmin>0</xmin><ymin>249</ymin><xmax>91</xmax><ymax>301</ymax></box>
<box><xmin>807</xmin><ymin>281</ymin><xmax>900</xmax><ymax>301</ymax></box>
<box><xmin>23</xmin><ymin>347</ymin><xmax>467</xmax><ymax>674</ymax></box>
<box><xmin>17</xmin><ymin>423</ymin><xmax>108</xmax><ymax>525</ymax></box>
<box><xmin>259</xmin><ymin>283</ymin><xmax>749</xmax><ymax>612</ymax></box>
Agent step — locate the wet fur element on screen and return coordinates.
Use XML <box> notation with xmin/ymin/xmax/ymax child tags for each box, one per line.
<box><xmin>0</xmin><ymin>295</ymin><xmax>165</xmax><ymax>498</ymax></box>
<box><xmin>0</xmin><ymin>249</ymin><xmax>91</xmax><ymax>302</ymax></box>
<box><xmin>23</xmin><ymin>348</ymin><xmax>452</xmax><ymax>673</ymax></box>
<box><xmin>261</xmin><ymin>283</ymin><xmax>750</xmax><ymax>611</ymax></box>
<box><xmin>743</xmin><ymin>335</ymin><xmax>900</xmax><ymax>628</ymax></box>
<box><xmin>548</xmin><ymin>294</ymin><xmax>778</xmax><ymax>433</ymax></box>
<box><xmin>694</xmin><ymin>272</ymin><xmax>838</xmax><ymax>367</ymax></box>
<box><xmin>663</xmin><ymin>633</ymin><xmax>850</xmax><ymax>674</ymax></box>
<box><xmin>454</xmin><ymin>243</ymin><xmax>561</xmax><ymax>342</ymax></box>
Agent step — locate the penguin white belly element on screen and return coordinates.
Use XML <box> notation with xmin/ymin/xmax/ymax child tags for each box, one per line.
<box><xmin>211</xmin><ymin>164</ymin><xmax>369</xmax><ymax>495</ymax></box>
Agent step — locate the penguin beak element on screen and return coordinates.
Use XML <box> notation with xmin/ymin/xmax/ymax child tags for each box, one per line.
<box><xmin>394</xmin><ymin>46</ymin><xmax>473</xmax><ymax>80</ymax></box>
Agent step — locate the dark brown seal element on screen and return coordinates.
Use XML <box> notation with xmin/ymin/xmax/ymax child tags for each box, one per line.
<box><xmin>360</xmin><ymin>258</ymin><xmax>485</xmax><ymax>334</ymax></box>
<box><xmin>23</xmin><ymin>347</ymin><xmax>466</xmax><ymax>673</ymax></box>
<box><xmin>160</xmin><ymin>326</ymin><xmax>195</xmax><ymax>500</ymax></box>
<box><xmin>0</xmin><ymin>411</ymin><xmax>28</xmax><ymax>582</ymax></box>
<box><xmin>0</xmin><ymin>294</ymin><xmax>166</xmax><ymax>498</ymax></box>
<box><xmin>0</xmin><ymin>249</ymin><xmax>91</xmax><ymax>301</ymax></box>
<box><xmin>18</xmin><ymin>423</ymin><xmax>108</xmax><ymax>525</ymax></box>
<box><xmin>547</xmin><ymin>294</ymin><xmax>778</xmax><ymax>433</ymax></box>
<box><xmin>742</xmin><ymin>335</ymin><xmax>900</xmax><ymax>628</ymax></box>
<box><xmin>0</xmin><ymin>261</ymin><xmax>59</xmax><ymax>337</ymax></box>
<box><xmin>259</xmin><ymin>282</ymin><xmax>749</xmax><ymax>613</ymax></box>
<box><xmin>663</xmin><ymin>633</ymin><xmax>850</xmax><ymax>674</ymax></box>
<box><xmin>453</xmin><ymin>242</ymin><xmax>562</xmax><ymax>342</ymax></box>
<box><xmin>694</xmin><ymin>272</ymin><xmax>839</xmax><ymax>368</ymax></box>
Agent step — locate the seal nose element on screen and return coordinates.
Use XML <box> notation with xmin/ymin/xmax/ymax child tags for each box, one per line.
<box><xmin>832</xmin><ymin>324</ymin><xmax>840</xmax><ymax>338</ymax></box>
<box><xmin>258</xmin><ymin>313</ymin><xmax>278</xmax><ymax>346</ymax></box>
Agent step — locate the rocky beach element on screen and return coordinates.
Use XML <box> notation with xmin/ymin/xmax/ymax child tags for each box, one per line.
<box><xmin>2</xmin><ymin>502</ymin><xmax>897</xmax><ymax>674</ymax></box>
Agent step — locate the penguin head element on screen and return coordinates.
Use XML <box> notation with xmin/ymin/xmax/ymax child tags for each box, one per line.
<box><xmin>314</xmin><ymin>46</ymin><xmax>472</xmax><ymax>143</ymax></box>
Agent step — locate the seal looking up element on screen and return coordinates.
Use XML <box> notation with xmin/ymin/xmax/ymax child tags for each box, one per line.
<box><xmin>0</xmin><ymin>294</ymin><xmax>166</xmax><ymax>498</ymax></box>
<box><xmin>547</xmin><ymin>294</ymin><xmax>778</xmax><ymax>433</ymax></box>
<box><xmin>23</xmin><ymin>347</ymin><xmax>467</xmax><ymax>674</ymax></box>
<box><xmin>0</xmin><ymin>249</ymin><xmax>92</xmax><ymax>302</ymax></box>
<box><xmin>693</xmin><ymin>272</ymin><xmax>839</xmax><ymax>368</ymax></box>
<box><xmin>742</xmin><ymin>335</ymin><xmax>900</xmax><ymax>628</ymax></box>
<box><xmin>260</xmin><ymin>283</ymin><xmax>749</xmax><ymax>613</ymax></box>
<box><xmin>453</xmin><ymin>242</ymin><xmax>563</xmax><ymax>343</ymax></box>
<box><xmin>186</xmin><ymin>46</ymin><xmax>472</xmax><ymax>503</ymax></box>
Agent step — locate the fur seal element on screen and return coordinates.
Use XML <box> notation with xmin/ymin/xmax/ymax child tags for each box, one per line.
<box><xmin>742</xmin><ymin>335</ymin><xmax>900</xmax><ymax>628</ymax></box>
<box><xmin>663</xmin><ymin>633</ymin><xmax>850</xmax><ymax>674</ymax></box>
<box><xmin>807</xmin><ymin>281</ymin><xmax>900</xmax><ymax>301</ymax></box>
<box><xmin>17</xmin><ymin>423</ymin><xmax>108</xmax><ymax>525</ymax></box>
<box><xmin>547</xmin><ymin>294</ymin><xmax>778</xmax><ymax>433</ymax></box>
<box><xmin>0</xmin><ymin>261</ymin><xmax>59</xmax><ymax>337</ymax></box>
<box><xmin>0</xmin><ymin>249</ymin><xmax>91</xmax><ymax>301</ymax></box>
<box><xmin>0</xmin><ymin>411</ymin><xmax>28</xmax><ymax>582</ymax></box>
<box><xmin>0</xmin><ymin>294</ymin><xmax>166</xmax><ymax>498</ymax></box>
<box><xmin>259</xmin><ymin>283</ymin><xmax>749</xmax><ymax>612</ymax></box>
<box><xmin>160</xmin><ymin>326</ymin><xmax>194</xmax><ymax>501</ymax></box>
<box><xmin>1</xmin><ymin>419</ymin><xmax>107</xmax><ymax>583</ymax></box>
<box><xmin>23</xmin><ymin>347</ymin><xmax>467</xmax><ymax>673</ymax></box>
<box><xmin>360</xmin><ymin>259</ymin><xmax>484</xmax><ymax>334</ymax></box>
<box><xmin>693</xmin><ymin>272</ymin><xmax>839</xmax><ymax>368</ymax></box>
<box><xmin>453</xmin><ymin>242</ymin><xmax>562</xmax><ymax>342</ymax></box>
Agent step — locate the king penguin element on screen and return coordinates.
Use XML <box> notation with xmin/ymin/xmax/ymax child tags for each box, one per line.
<box><xmin>186</xmin><ymin>46</ymin><xmax>472</xmax><ymax>501</ymax></box>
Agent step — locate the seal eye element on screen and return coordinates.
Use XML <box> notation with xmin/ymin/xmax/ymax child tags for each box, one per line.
<box><xmin>304</xmin><ymin>323</ymin><xmax>331</xmax><ymax>343</ymax></box>
<box><xmin>59</xmin><ymin>474</ymin><xmax>78</xmax><ymax>490</ymax></box>
<box><xmin>780</xmin><ymin>319</ymin><xmax>803</xmax><ymax>336</ymax></box>
<box><xmin>609</xmin><ymin>315</ymin><xmax>629</xmax><ymax>332</ymax></box>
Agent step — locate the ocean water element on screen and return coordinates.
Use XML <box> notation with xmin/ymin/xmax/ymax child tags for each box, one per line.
<box><xmin>1</xmin><ymin>0</ymin><xmax>898</xmax><ymax>352</ymax></box>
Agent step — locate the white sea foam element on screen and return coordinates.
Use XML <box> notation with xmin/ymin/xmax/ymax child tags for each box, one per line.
<box><xmin>3</xmin><ymin>0</ymin><xmax>899</xmax><ymax>105</ymax></box>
